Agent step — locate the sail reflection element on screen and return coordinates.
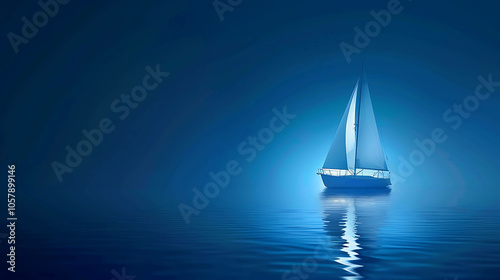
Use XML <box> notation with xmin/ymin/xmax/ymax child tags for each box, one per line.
<box><xmin>336</xmin><ymin>198</ymin><xmax>362</xmax><ymax>279</ymax></box>
<box><xmin>321</xmin><ymin>188</ymin><xmax>391</xmax><ymax>280</ymax></box>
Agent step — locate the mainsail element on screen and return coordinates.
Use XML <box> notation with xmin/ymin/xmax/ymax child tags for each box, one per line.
<box><xmin>323</xmin><ymin>69</ymin><xmax>388</xmax><ymax>172</ymax></box>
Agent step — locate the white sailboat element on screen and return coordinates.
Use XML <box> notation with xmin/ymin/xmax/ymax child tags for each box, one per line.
<box><xmin>317</xmin><ymin>65</ymin><xmax>391</xmax><ymax>188</ymax></box>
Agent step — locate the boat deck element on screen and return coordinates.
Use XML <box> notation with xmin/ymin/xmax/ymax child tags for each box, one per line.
<box><xmin>317</xmin><ymin>168</ymin><xmax>390</xmax><ymax>179</ymax></box>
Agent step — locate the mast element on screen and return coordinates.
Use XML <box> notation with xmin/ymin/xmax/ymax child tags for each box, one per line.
<box><xmin>353</xmin><ymin>62</ymin><xmax>363</xmax><ymax>175</ymax></box>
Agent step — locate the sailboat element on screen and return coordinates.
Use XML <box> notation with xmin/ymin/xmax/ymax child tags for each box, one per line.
<box><xmin>317</xmin><ymin>65</ymin><xmax>391</xmax><ymax>188</ymax></box>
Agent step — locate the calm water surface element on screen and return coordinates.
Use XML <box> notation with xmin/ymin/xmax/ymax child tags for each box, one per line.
<box><xmin>12</xmin><ymin>187</ymin><xmax>500</xmax><ymax>280</ymax></box>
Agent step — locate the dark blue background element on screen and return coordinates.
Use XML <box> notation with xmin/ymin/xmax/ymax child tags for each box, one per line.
<box><xmin>1</xmin><ymin>1</ymin><xmax>499</xmax><ymax>279</ymax></box>
<box><xmin>1</xmin><ymin>0</ymin><xmax>499</xmax><ymax>201</ymax></box>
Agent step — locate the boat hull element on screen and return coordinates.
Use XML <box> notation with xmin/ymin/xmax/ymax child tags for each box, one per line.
<box><xmin>320</xmin><ymin>174</ymin><xmax>391</xmax><ymax>188</ymax></box>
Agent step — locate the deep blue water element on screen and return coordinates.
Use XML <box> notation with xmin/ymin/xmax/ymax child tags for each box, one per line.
<box><xmin>1</xmin><ymin>1</ymin><xmax>500</xmax><ymax>280</ymax></box>
<box><xmin>10</xmin><ymin>185</ymin><xmax>500</xmax><ymax>280</ymax></box>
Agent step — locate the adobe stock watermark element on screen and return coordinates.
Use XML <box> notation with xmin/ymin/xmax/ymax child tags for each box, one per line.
<box><xmin>281</xmin><ymin>237</ymin><xmax>336</xmax><ymax>280</ymax></box>
<box><xmin>339</xmin><ymin>0</ymin><xmax>409</xmax><ymax>64</ymax></box>
<box><xmin>111</xmin><ymin>267</ymin><xmax>135</xmax><ymax>280</ymax></box>
<box><xmin>213</xmin><ymin>0</ymin><xmax>243</xmax><ymax>22</ymax></box>
<box><xmin>390</xmin><ymin>73</ymin><xmax>499</xmax><ymax>184</ymax></box>
<box><xmin>51</xmin><ymin>64</ymin><xmax>170</xmax><ymax>183</ymax></box>
<box><xmin>7</xmin><ymin>0</ymin><xmax>70</xmax><ymax>54</ymax></box>
<box><xmin>178</xmin><ymin>106</ymin><xmax>296</xmax><ymax>224</ymax></box>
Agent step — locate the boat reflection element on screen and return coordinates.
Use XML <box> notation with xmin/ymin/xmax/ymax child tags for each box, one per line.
<box><xmin>320</xmin><ymin>188</ymin><xmax>391</xmax><ymax>280</ymax></box>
